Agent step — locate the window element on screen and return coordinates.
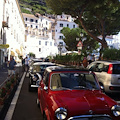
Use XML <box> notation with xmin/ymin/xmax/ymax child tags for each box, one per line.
<box><xmin>59</xmin><ymin>36</ymin><xmax>63</xmax><ymax>39</ymax></box>
<box><xmin>45</xmin><ymin>41</ymin><xmax>47</xmax><ymax>46</ymax></box>
<box><xmin>73</xmin><ymin>24</ymin><xmax>75</xmax><ymax>28</ymax></box>
<box><xmin>39</xmin><ymin>41</ymin><xmax>41</xmax><ymax>45</ymax></box>
<box><xmin>39</xmin><ymin>48</ymin><xmax>41</xmax><ymax>52</ymax></box>
<box><xmin>50</xmin><ymin>42</ymin><xmax>52</xmax><ymax>46</ymax></box>
<box><xmin>25</xmin><ymin>24</ymin><xmax>27</xmax><ymax>27</ymax></box>
<box><xmin>36</xmin><ymin>26</ymin><xmax>38</xmax><ymax>29</ymax></box>
<box><xmin>60</xmin><ymin>23</ymin><xmax>63</xmax><ymax>27</ymax></box>
<box><xmin>25</xmin><ymin>18</ymin><xmax>27</xmax><ymax>21</ymax></box>
<box><xmin>31</xmin><ymin>25</ymin><xmax>33</xmax><ymax>28</ymax></box>
<box><xmin>30</xmin><ymin>19</ymin><xmax>34</xmax><ymax>22</ymax></box>
<box><xmin>36</xmin><ymin>20</ymin><xmax>38</xmax><ymax>23</ymax></box>
<box><xmin>46</xmin><ymin>21</ymin><xmax>48</xmax><ymax>25</ymax></box>
<box><xmin>59</xmin><ymin>42</ymin><xmax>63</xmax><ymax>45</ymax></box>
<box><xmin>67</xmin><ymin>24</ymin><xmax>69</xmax><ymax>27</ymax></box>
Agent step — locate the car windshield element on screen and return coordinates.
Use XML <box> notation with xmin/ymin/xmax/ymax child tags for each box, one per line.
<box><xmin>33</xmin><ymin>64</ymin><xmax>55</xmax><ymax>72</ymax></box>
<box><xmin>50</xmin><ymin>72</ymin><xmax>100</xmax><ymax>90</ymax></box>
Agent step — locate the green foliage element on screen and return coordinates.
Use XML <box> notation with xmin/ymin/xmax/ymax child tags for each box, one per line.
<box><xmin>61</xmin><ymin>27</ymin><xmax>99</xmax><ymax>54</ymax></box>
<box><xmin>54</xmin><ymin>54</ymin><xmax>83</xmax><ymax>64</ymax></box>
<box><xmin>19</xmin><ymin>0</ymin><xmax>53</xmax><ymax>14</ymax></box>
<box><xmin>6</xmin><ymin>81</ymin><xmax>11</xmax><ymax>89</ymax></box>
<box><xmin>46</xmin><ymin>0</ymin><xmax>120</xmax><ymax>49</ymax></box>
<box><xmin>103</xmin><ymin>48</ymin><xmax>120</xmax><ymax>60</ymax></box>
<box><xmin>29</xmin><ymin>52</ymin><xmax>35</xmax><ymax>58</ymax></box>
<box><xmin>21</xmin><ymin>8</ymin><xmax>32</xmax><ymax>14</ymax></box>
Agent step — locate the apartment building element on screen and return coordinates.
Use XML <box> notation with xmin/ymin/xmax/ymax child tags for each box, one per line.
<box><xmin>22</xmin><ymin>13</ymin><xmax>58</xmax><ymax>58</ymax></box>
<box><xmin>0</xmin><ymin>0</ymin><xmax>25</xmax><ymax>67</ymax></box>
<box><xmin>54</xmin><ymin>13</ymin><xmax>78</xmax><ymax>53</ymax></box>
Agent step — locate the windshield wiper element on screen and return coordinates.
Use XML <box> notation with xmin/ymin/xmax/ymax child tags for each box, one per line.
<box><xmin>73</xmin><ymin>86</ymin><xmax>89</xmax><ymax>90</ymax></box>
<box><xmin>57</xmin><ymin>87</ymin><xmax>72</xmax><ymax>90</ymax></box>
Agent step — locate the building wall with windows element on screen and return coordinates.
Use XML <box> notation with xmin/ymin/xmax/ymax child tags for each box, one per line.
<box><xmin>0</xmin><ymin>0</ymin><xmax>25</xmax><ymax>67</ymax></box>
<box><xmin>23</xmin><ymin>13</ymin><xmax>58</xmax><ymax>58</ymax></box>
<box><xmin>54</xmin><ymin>13</ymin><xmax>78</xmax><ymax>53</ymax></box>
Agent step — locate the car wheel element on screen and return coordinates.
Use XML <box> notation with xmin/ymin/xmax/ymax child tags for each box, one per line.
<box><xmin>43</xmin><ymin>113</ymin><xmax>47</xmax><ymax>120</ymax></box>
<box><xmin>36</xmin><ymin>98</ymin><xmax>40</xmax><ymax>108</ymax></box>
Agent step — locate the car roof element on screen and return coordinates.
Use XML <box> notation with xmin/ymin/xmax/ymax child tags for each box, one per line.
<box><xmin>46</xmin><ymin>66</ymin><xmax>90</xmax><ymax>73</ymax></box>
<box><xmin>93</xmin><ymin>60</ymin><xmax>120</xmax><ymax>64</ymax></box>
<box><xmin>33</xmin><ymin>62</ymin><xmax>55</xmax><ymax>65</ymax></box>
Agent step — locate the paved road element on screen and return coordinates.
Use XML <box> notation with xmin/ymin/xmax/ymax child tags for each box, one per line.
<box><xmin>5</xmin><ymin>72</ymin><xmax>43</xmax><ymax>120</ymax></box>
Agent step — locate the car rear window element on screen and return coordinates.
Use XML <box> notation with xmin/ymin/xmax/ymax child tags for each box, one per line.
<box><xmin>113</xmin><ymin>64</ymin><xmax>120</xmax><ymax>74</ymax></box>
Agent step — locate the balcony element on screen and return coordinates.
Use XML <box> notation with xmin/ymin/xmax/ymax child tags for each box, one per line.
<box><xmin>2</xmin><ymin>21</ymin><xmax>8</xmax><ymax>28</ymax></box>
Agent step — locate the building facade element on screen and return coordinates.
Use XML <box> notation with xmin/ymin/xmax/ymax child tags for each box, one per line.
<box><xmin>22</xmin><ymin>13</ymin><xmax>58</xmax><ymax>58</ymax></box>
<box><xmin>0</xmin><ymin>0</ymin><xmax>25</xmax><ymax>68</ymax></box>
<box><xmin>54</xmin><ymin>13</ymin><xmax>78</xmax><ymax>53</ymax></box>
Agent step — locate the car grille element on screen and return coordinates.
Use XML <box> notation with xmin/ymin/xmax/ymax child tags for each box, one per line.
<box><xmin>68</xmin><ymin>115</ymin><xmax>112</xmax><ymax>120</ymax></box>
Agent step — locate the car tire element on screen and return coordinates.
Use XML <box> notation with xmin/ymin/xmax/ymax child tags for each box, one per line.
<box><xmin>36</xmin><ymin>98</ymin><xmax>40</xmax><ymax>108</ymax></box>
<box><xmin>43</xmin><ymin>113</ymin><xmax>47</xmax><ymax>120</ymax></box>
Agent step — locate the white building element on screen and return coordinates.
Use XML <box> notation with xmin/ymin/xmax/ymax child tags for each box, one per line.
<box><xmin>54</xmin><ymin>13</ymin><xmax>78</xmax><ymax>53</ymax></box>
<box><xmin>22</xmin><ymin>13</ymin><xmax>58</xmax><ymax>58</ymax></box>
<box><xmin>0</xmin><ymin>0</ymin><xmax>25</xmax><ymax>67</ymax></box>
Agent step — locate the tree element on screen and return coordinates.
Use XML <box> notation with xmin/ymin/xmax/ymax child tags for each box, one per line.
<box><xmin>46</xmin><ymin>0</ymin><xmax>120</xmax><ymax>54</ymax></box>
<box><xmin>62</xmin><ymin>27</ymin><xmax>99</xmax><ymax>56</ymax></box>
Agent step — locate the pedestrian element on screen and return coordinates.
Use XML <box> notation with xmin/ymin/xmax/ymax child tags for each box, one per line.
<box><xmin>25</xmin><ymin>56</ymin><xmax>29</xmax><ymax>71</ymax></box>
<box><xmin>22</xmin><ymin>57</ymin><xmax>25</xmax><ymax>71</ymax></box>
<box><xmin>87</xmin><ymin>54</ymin><xmax>92</xmax><ymax>64</ymax></box>
<box><xmin>82</xmin><ymin>57</ymin><xmax>88</xmax><ymax>68</ymax></box>
<box><xmin>8</xmin><ymin>56</ymin><xmax>17</xmax><ymax>76</ymax></box>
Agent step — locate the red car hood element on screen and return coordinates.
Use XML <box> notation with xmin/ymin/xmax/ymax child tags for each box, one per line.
<box><xmin>51</xmin><ymin>90</ymin><xmax>113</xmax><ymax>116</ymax></box>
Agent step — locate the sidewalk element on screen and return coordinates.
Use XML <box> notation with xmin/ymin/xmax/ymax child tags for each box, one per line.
<box><xmin>0</xmin><ymin>67</ymin><xmax>8</xmax><ymax>85</ymax></box>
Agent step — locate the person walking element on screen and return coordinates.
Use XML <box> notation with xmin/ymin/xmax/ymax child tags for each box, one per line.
<box><xmin>8</xmin><ymin>56</ymin><xmax>17</xmax><ymax>76</ymax></box>
<box><xmin>82</xmin><ymin>57</ymin><xmax>88</xmax><ymax>68</ymax></box>
<box><xmin>87</xmin><ymin>54</ymin><xmax>92</xmax><ymax>64</ymax></box>
<box><xmin>25</xmin><ymin>56</ymin><xmax>29</xmax><ymax>71</ymax></box>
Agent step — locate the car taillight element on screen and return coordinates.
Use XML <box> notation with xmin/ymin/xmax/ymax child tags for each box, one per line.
<box><xmin>107</xmin><ymin>64</ymin><xmax>113</xmax><ymax>74</ymax></box>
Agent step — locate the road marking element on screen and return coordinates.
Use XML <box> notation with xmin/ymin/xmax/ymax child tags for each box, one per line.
<box><xmin>4</xmin><ymin>72</ymin><xmax>26</xmax><ymax>120</ymax></box>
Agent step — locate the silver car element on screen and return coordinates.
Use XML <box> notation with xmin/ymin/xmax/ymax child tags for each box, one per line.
<box><xmin>87</xmin><ymin>60</ymin><xmax>120</xmax><ymax>93</ymax></box>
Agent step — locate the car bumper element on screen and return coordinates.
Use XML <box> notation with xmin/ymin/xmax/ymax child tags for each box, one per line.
<box><xmin>104</xmin><ymin>84</ymin><xmax>120</xmax><ymax>93</ymax></box>
<box><xmin>68</xmin><ymin>114</ymin><xmax>112</xmax><ymax>120</ymax></box>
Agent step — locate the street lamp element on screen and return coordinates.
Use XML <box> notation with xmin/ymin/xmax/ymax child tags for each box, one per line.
<box><xmin>58</xmin><ymin>43</ymin><xmax>63</xmax><ymax>56</ymax></box>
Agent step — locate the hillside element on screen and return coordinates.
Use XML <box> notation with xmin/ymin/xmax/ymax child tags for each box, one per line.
<box><xmin>19</xmin><ymin>0</ymin><xmax>53</xmax><ymax>15</ymax></box>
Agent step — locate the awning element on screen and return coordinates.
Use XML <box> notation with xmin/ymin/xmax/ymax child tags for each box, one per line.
<box><xmin>0</xmin><ymin>44</ymin><xmax>9</xmax><ymax>49</ymax></box>
<box><xmin>11</xmin><ymin>51</ymin><xmax>15</xmax><ymax>56</ymax></box>
<box><xmin>16</xmin><ymin>49</ymin><xmax>20</xmax><ymax>55</ymax></box>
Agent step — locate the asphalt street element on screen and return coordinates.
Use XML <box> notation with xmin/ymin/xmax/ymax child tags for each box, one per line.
<box><xmin>2</xmin><ymin>71</ymin><xmax>120</xmax><ymax>120</ymax></box>
<box><xmin>5</xmin><ymin>72</ymin><xmax>43</xmax><ymax>120</ymax></box>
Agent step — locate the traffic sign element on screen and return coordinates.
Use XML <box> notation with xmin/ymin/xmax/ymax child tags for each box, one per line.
<box><xmin>77</xmin><ymin>41</ymin><xmax>83</xmax><ymax>47</ymax></box>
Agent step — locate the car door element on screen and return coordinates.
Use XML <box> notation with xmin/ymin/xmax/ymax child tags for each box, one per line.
<box><xmin>40</xmin><ymin>71</ymin><xmax>49</xmax><ymax>111</ymax></box>
<box><xmin>88</xmin><ymin>62</ymin><xmax>105</xmax><ymax>83</ymax></box>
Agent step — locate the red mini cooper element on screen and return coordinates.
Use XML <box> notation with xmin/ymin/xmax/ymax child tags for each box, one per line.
<box><xmin>37</xmin><ymin>66</ymin><xmax>120</xmax><ymax>120</ymax></box>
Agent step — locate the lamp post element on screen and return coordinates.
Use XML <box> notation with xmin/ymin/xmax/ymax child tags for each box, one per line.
<box><xmin>58</xmin><ymin>43</ymin><xmax>63</xmax><ymax>56</ymax></box>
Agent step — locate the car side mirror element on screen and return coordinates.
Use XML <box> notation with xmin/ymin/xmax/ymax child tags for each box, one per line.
<box><xmin>36</xmin><ymin>73</ymin><xmax>42</xmax><ymax>81</ymax></box>
<box><xmin>44</xmin><ymin>86</ymin><xmax>48</xmax><ymax>91</ymax></box>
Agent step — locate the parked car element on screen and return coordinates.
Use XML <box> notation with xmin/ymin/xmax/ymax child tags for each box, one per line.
<box><xmin>87</xmin><ymin>60</ymin><xmax>120</xmax><ymax>93</ymax></box>
<box><xmin>28</xmin><ymin>58</ymin><xmax>43</xmax><ymax>67</ymax></box>
<box><xmin>36</xmin><ymin>66</ymin><xmax>120</xmax><ymax>120</ymax></box>
<box><xmin>28</xmin><ymin>62</ymin><xmax>56</xmax><ymax>91</ymax></box>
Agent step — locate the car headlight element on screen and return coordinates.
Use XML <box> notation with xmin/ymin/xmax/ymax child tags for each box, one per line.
<box><xmin>111</xmin><ymin>105</ymin><xmax>120</xmax><ymax>117</ymax></box>
<box><xmin>55</xmin><ymin>107</ymin><xmax>67</xmax><ymax>120</ymax></box>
